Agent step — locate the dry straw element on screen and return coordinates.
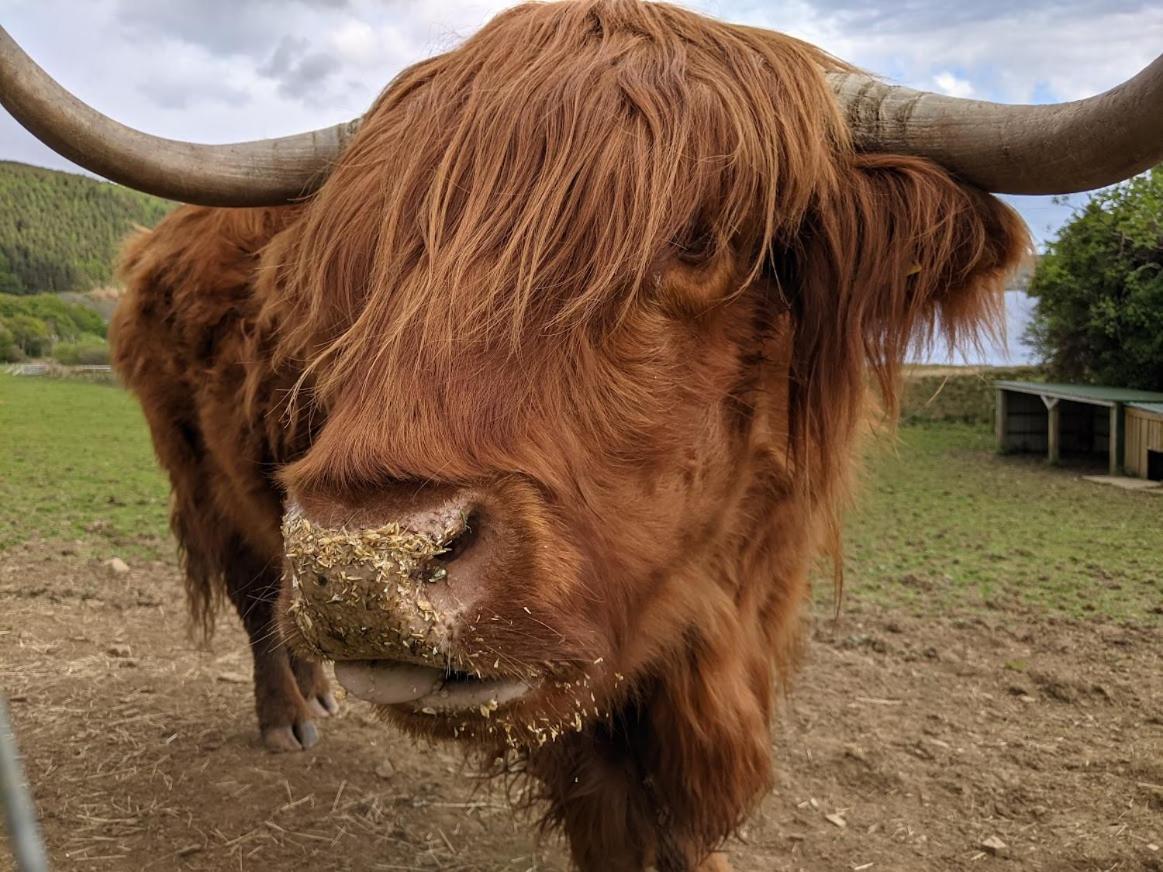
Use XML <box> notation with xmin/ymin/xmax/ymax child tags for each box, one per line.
<box><xmin>282</xmin><ymin>508</ymin><xmax>466</xmax><ymax>665</ymax></box>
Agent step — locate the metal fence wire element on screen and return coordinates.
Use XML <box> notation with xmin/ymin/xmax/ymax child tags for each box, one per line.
<box><xmin>0</xmin><ymin>695</ymin><xmax>49</xmax><ymax>872</ymax></box>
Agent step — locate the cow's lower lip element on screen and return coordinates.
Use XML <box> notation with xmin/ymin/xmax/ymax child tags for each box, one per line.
<box><xmin>334</xmin><ymin>660</ymin><xmax>532</xmax><ymax>712</ymax></box>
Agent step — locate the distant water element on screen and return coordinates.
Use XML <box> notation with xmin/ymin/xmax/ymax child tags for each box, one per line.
<box><xmin>916</xmin><ymin>291</ymin><xmax>1037</xmax><ymax>366</ymax></box>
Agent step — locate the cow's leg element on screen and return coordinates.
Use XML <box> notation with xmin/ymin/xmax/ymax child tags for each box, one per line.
<box><xmin>655</xmin><ymin>839</ymin><xmax>731</xmax><ymax>872</ymax></box>
<box><xmin>224</xmin><ymin>544</ymin><xmax>325</xmax><ymax>752</ymax></box>
<box><xmin>290</xmin><ymin>655</ymin><xmax>339</xmax><ymax>719</ymax></box>
<box><xmin>695</xmin><ymin>853</ymin><xmax>731</xmax><ymax>871</ymax></box>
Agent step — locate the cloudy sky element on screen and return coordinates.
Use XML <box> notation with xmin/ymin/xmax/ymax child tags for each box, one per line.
<box><xmin>2</xmin><ymin>0</ymin><xmax>1161</xmax><ymax>362</ymax></box>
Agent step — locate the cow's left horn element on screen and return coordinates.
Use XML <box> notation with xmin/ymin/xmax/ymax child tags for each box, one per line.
<box><xmin>828</xmin><ymin>54</ymin><xmax>1163</xmax><ymax>195</ymax></box>
<box><xmin>0</xmin><ymin>25</ymin><xmax>359</xmax><ymax>206</ymax></box>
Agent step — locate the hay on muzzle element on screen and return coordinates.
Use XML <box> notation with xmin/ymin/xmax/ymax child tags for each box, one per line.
<box><xmin>282</xmin><ymin>507</ymin><xmax>468</xmax><ymax>664</ymax></box>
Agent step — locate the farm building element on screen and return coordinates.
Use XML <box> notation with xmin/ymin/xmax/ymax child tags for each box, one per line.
<box><xmin>1125</xmin><ymin>403</ymin><xmax>1163</xmax><ymax>480</ymax></box>
<box><xmin>995</xmin><ymin>381</ymin><xmax>1163</xmax><ymax>476</ymax></box>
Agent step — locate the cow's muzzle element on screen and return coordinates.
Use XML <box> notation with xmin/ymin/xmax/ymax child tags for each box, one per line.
<box><xmin>281</xmin><ymin>490</ymin><xmax>533</xmax><ymax>715</ymax></box>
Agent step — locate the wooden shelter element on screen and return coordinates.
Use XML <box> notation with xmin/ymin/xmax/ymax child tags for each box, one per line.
<box><xmin>994</xmin><ymin>381</ymin><xmax>1163</xmax><ymax>475</ymax></box>
<box><xmin>1124</xmin><ymin>403</ymin><xmax>1163</xmax><ymax>480</ymax></box>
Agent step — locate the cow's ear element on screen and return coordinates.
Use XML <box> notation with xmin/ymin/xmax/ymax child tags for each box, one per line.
<box><xmin>783</xmin><ymin>154</ymin><xmax>1031</xmax><ymax>503</ymax></box>
<box><xmin>831</xmin><ymin>153</ymin><xmax>1032</xmax><ymax>365</ymax></box>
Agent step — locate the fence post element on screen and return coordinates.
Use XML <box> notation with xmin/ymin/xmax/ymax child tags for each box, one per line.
<box><xmin>0</xmin><ymin>696</ymin><xmax>48</xmax><ymax>872</ymax></box>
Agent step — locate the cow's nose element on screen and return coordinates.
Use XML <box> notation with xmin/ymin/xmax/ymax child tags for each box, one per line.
<box><xmin>281</xmin><ymin>488</ymin><xmax>488</xmax><ymax>663</ymax></box>
<box><xmin>432</xmin><ymin>516</ymin><xmax>479</xmax><ymax>567</ymax></box>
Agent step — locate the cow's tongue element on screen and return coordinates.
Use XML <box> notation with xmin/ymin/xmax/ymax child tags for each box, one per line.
<box><xmin>334</xmin><ymin>661</ymin><xmax>443</xmax><ymax>705</ymax></box>
<box><xmin>334</xmin><ymin>660</ymin><xmax>531</xmax><ymax>710</ymax></box>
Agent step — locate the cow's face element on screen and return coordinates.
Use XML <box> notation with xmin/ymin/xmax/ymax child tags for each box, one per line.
<box><xmin>276</xmin><ymin>248</ymin><xmax>801</xmax><ymax>746</ymax></box>
<box><xmin>268</xmin><ymin>0</ymin><xmax>1028</xmax><ymax>747</ymax></box>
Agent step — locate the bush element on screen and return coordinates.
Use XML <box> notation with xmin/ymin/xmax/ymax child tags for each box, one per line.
<box><xmin>0</xmin><ymin>293</ymin><xmax>107</xmax><ymax>360</ymax></box>
<box><xmin>0</xmin><ymin>320</ymin><xmax>22</xmax><ymax>362</ymax></box>
<box><xmin>3</xmin><ymin>313</ymin><xmax>51</xmax><ymax>358</ymax></box>
<box><xmin>900</xmin><ymin>366</ymin><xmax>1044</xmax><ymax>425</ymax></box>
<box><xmin>0</xmin><ymin>293</ymin><xmax>106</xmax><ymax>339</ymax></box>
<box><xmin>1027</xmin><ymin>166</ymin><xmax>1163</xmax><ymax>390</ymax></box>
<box><xmin>53</xmin><ymin>335</ymin><xmax>110</xmax><ymax>365</ymax></box>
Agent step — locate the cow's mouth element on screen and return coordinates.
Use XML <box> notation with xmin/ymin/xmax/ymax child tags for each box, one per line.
<box><xmin>333</xmin><ymin>660</ymin><xmax>533</xmax><ymax>715</ymax></box>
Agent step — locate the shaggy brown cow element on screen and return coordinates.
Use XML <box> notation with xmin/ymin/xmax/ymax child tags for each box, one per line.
<box><xmin>4</xmin><ymin>2</ymin><xmax>1162</xmax><ymax>869</ymax></box>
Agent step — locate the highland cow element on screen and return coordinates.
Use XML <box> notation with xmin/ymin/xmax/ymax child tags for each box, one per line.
<box><xmin>3</xmin><ymin>2</ymin><xmax>1161</xmax><ymax>868</ymax></box>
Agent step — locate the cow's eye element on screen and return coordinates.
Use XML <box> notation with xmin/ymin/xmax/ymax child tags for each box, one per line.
<box><xmin>656</xmin><ymin>233</ymin><xmax>742</xmax><ymax>314</ymax></box>
<box><xmin>672</xmin><ymin>225</ymin><xmax>717</xmax><ymax>265</ymax></box>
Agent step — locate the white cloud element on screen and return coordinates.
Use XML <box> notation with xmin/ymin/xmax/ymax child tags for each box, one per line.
<box><xmin>932</xmin><ymin>71</ymin><xmax>974</xmax><ymax>99</ymax></box>
<box><xmin>329</xmin><ymin>19</ymin><xmax>379</xmax><ymax>65</ymax></box>
<box><xmin>703</xmin><ymin>0</ymin><xmax>1161</xmax><ymax>102</ymax></box>
<box><xmin>1</xmin><ymin>0</ymin><xmax>1160</xmax><ymax>252</ymax></box>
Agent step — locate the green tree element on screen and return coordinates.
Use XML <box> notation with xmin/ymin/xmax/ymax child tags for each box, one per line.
<box><xmin>0</xmin><ymin>250</ymin><xmax>23</xmax><ymax>294</ymax></box>
<box><xmin>1027</xmin><ymin>166</ymin><xmax>1163</xmax><ymax>391</ymax></box>
<box><xmin>0</xmin><ymin>161</ymin><xmax>172</xmax><ymax>294</ymax></box>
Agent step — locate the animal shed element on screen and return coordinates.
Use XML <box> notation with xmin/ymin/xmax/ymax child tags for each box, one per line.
<box><xmin>995</xmin><ymin>381</ymin><xmax>1163</xmax><ymax>476</ymax></box>
<box><xmin>1124</xmin><ymin>402</ymin><xmax>1163</xmax><ymax>480</ymax></box>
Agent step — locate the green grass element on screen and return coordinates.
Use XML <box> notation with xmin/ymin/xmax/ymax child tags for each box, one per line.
<box><xmin>1</xmin><ymin>374</ymin><xmax>1159</xmax><ymax>623</ymax></box>
<box><xmin>0</xmin><ymin>373</ymin><xmax>169</xmax><ymax>559</ymax></box>
<box><xmin>839</xmin><ymin>423</ymin><xmax>1161</xmax><ymax>622</ymax></box>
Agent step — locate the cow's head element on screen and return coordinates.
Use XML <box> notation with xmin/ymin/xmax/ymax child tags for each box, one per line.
<box><xmin>5</xmin><ymin>0</ymin><xmax>1160</xmax><ymax>760</ymax></box>
<box><xmin>248</xmin><ymin>1</ymin><xmax>1039</xmax><ymax>748</ymax></box>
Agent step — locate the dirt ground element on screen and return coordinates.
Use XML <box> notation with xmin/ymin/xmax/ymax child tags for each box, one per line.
<box><xmin>1</xmin><ymin>541</ymin><xmax>1160</xmax><ymax>872</ymax></box>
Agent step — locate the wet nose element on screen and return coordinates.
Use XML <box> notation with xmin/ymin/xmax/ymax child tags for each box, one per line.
<box><xmin>282</xmin><ymin>488</ymin><xmax>487</xmax><ymax>662</ymax></box>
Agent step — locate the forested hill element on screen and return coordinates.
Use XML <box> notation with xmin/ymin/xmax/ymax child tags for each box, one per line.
<box><xmin>0</xmin><ymin>161</ymin><xmax>173</xmax><ymax>294</ymax></box>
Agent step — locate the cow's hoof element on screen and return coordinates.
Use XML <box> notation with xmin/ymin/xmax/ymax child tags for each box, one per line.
<box><xmin>306</xmin><ymin>692</ymin><xmax>340</xmax><ymax>719</ymax></box>
<box><xmin>262</xmin><ymin>720</ymin><xmax>319</xmax><ymax>753</ymax></box>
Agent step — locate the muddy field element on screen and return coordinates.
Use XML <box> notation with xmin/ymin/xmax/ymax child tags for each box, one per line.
<box><xmin>2</xmin><ymin>540</ymin><xmax>1159</xmax><ymax>872</ymax></box>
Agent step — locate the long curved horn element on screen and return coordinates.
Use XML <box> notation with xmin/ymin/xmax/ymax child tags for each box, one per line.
<box><xmin>828</xmin><ymin>54</ymin><xmax>1163</xmax><ymax>195</ymax></box>
<box><xmin>5</xmin><ymin>22</ymin><xmax>1161</xmax><ymax>202</ymax></box>
<box><xmin>0</xmin><ymin>25</ymin><xmax>359</xmax><ymax>206</ymax></box>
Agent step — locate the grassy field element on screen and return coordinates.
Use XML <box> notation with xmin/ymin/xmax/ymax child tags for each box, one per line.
<box><xmin>842</xmin><ymin>424</ymin><xmax>1160</xmax><ymax>622</ymax></box>
<box><xmin>0</xmin><ymin>373</ymin><xmax>169</xmax><ymax>558</ymax></box>
<box><xmin>1</xmin><ymin>372</ymin><xmax>1159</xmax><ymax>622</ymax></box>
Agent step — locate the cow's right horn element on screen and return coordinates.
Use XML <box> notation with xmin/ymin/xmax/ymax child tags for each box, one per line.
<box><xmin>828</xmin><ymin>54</ymin><xmax>1163</xmax><ymax>196</ymax></box>
<box><xmin>0</xmin><ymin>25</ymin><xmax>360</xmax><ymax>207</ymax></box>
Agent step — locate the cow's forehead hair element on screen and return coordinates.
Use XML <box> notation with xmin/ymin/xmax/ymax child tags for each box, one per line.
<box><xmin>261</xmin><ymin>0</ymin><xmax>850</xmax><ymax>402</ymax></box>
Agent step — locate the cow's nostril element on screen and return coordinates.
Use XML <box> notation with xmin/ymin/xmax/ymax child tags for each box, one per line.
<box><xmin>434</xmin><ymin>510</ymin><xmax>480</xmax><ymax>566</ymax></box>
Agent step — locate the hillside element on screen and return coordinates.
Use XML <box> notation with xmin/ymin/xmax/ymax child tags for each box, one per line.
<box><xmin>0</xmin><ymin>161</ymin><xmax>173</xmax><ymax>294</ymax></box>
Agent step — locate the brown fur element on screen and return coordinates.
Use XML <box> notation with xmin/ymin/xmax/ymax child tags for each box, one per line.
<box><xmin>111</xmin><ymin>1</ymin><xmax>1030</xmax><ymax>868</ymax></box>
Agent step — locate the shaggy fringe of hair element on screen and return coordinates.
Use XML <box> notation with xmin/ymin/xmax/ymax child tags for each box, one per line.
<box><xmin>264</xmin><ymin>0</ymin><xmax>852</xmax><ymax>403</ymax></box>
